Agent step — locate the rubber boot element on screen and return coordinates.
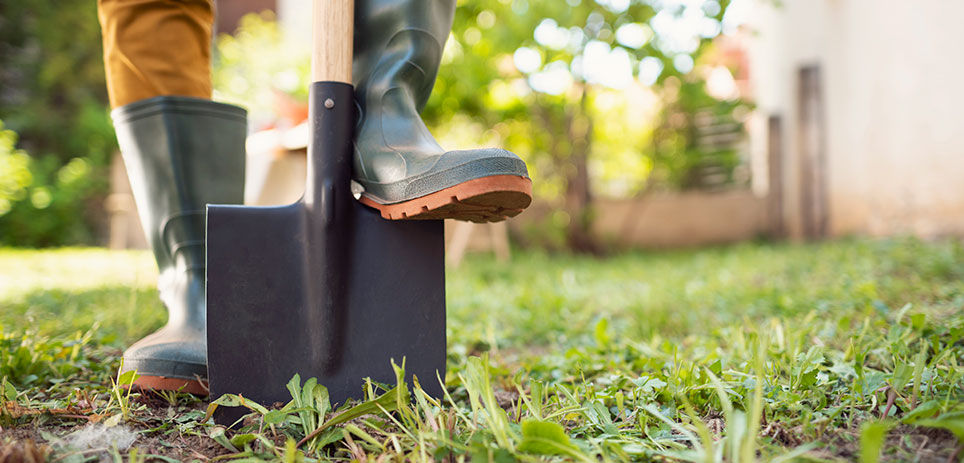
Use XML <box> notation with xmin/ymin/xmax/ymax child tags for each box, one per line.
<box><xmin>353</xmin><ymin>0</ymin><xmax>532</xmax><ymax>222</ymax></box>
<box><xmin>112</xmin><ymin>96</ymin><xmax>246</xmax><ymax>394</ymax></box>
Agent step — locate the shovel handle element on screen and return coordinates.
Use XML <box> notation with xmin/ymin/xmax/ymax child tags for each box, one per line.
<box><xmin>312</xmin><ymin>0</ymin><xmax>354</xmax><ymax>83</ymax></box>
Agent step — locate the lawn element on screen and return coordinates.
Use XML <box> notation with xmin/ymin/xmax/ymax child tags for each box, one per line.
<box><xmin>0</xmin><ymin>238</ymin><xmax>962</xmax><ymax>462</ymax></box>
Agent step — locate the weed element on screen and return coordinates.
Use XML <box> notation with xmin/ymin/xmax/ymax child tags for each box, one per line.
<box><xmin>103</xmin><ymin>361</ymin><xmax>139</xmax><ymax>424</ymax></box>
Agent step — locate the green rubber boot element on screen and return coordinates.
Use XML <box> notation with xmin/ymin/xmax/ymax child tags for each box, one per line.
<box><xmin>353</xmin><ymin>0</ymin><xmax>532</xmax><ymax>222</ymax></box>
<box><xmin>112</xmin><ymin>96</ymin><xmax>246</xmax><ymax>394</ymax></box>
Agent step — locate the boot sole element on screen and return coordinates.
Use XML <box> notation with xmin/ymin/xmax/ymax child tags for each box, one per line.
<box><xmin>129</xmin><ymin>375</ymin><xmax>209</xmax><ymax>396</ymax></box>
<box><xmin>360</xmin><ymin>175</ymin><xmax>532</xmax><ymax>222</ymax></box>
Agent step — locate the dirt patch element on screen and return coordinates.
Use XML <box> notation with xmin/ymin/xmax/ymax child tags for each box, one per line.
<box><xmin>0</xmin><ymin>397</ymin><xmax>234</xmax><ymax>462</ymax></box>
<box><xmin>826</xmin><ymin>423</ymin><xmax>959</xmax><ymax>463</ymax></box>
<box><xmin>133</xmin><ymin>432</ymin><xmax>229</xmax><ymax>461</ymax></box>
<box><xmin>0</xmin><ymin>437</ymin><xmax>47</xmax><ymax>463</ymax></box>
<box><xmin>2</xmin><ymin>422</ymin><xmax>231</xmax><ymax>461</ymax></box>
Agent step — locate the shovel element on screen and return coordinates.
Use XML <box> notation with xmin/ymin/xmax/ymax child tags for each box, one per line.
<box><xmin>206</xmin><ymin>0</ymin><xmax>445</xmax><ymax>424</ymax></box>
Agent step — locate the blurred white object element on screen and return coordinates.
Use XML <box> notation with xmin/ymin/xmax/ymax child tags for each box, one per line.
<box><xmin>244</xmin><ymin>123</ymin><xmax>308</xmax><ymax>206</ymax></box>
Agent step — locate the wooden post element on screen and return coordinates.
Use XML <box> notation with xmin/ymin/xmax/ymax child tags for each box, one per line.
<box><xmin>446</xmin><ymin>221</ymin><xmax>474</xmax><ymax>268</ymax></box>
<box><xmin>490</xmin><ymin>222</ymin><xmax>510</xmax><ymax>262</ymax></box>
<box><xmin>446</xmin><ymin>222</ymin><xmax>512</xmax><ymax>268</ymax></box>
<box><xmin>797</xmin><ymin>65</ymin><xmax>829</xmax><ymax>239</ymax></box>
<box><xmin>767</xmin><ymin>115</ymin><xmax>785</xmax><ymax>238</ymax></box>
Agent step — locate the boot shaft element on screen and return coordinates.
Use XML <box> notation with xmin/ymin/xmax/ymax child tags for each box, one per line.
<box><xmin>353</xmin><ymin>0</ymin><xmax>456</xmax><ymax>112</ymax></box>
<box><xmin>111</xmin><ymin>96</ymin><xmax>246</xmax><ymax>273</ymax></box>
<box><xmin>113</xmin><ymin>97</ymin><xmax>246</xmax><ymax>383</ymax></box>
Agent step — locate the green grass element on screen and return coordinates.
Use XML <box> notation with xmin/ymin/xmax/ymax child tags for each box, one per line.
<box><xmin>0</xmin><ymin>238</ymin><xmax>962</xmax><ymax>461</ymax></box>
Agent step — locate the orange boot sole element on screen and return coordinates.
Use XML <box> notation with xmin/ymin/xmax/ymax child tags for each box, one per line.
<box><xmin>359</xmin><ymin>175</ymin><xmax>532</xmax><ymax>223</ymax></box>
<box><xmin>129</xmin><ymin>375</ymin><xmax>209</xmax><ymax>396</ymax></box>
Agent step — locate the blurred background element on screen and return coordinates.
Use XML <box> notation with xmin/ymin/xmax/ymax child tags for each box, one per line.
<box><xmin>2</xmin><ymin>0</ymin><xmax>962</xmax><ymax>256</ymax></box>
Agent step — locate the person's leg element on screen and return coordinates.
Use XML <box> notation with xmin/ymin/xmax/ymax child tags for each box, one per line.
<box><xmin>99</xmin><ymin>0</ymin><xmax>246</xmax><ymax>394</ymax></box>
<box><xmin>352</xmin><ymin>0</ymin><xmax>533</xmax><ymax>222</ymax></box>
<box><xmin>99</xmin><ymin>0</ymin><xmax>213</xmax><ymax>107</ymax></box>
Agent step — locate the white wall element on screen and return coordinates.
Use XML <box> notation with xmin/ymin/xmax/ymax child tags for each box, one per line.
<box><xmin>746</xmin><ymin>0</ymin><xmax>964</xmax><ymax>238</ymax></box>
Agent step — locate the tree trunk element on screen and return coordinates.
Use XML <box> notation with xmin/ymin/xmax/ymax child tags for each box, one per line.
<box><xmin>564</xmin><ymin>87</ymin><xmax>601</xmax><ymax>254</ymax></box>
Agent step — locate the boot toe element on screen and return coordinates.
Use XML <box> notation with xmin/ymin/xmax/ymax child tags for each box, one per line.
<box><xmin>358</xmin><ymin>147</ymin><xmax>532</xmax><ymax>221</ymax></box>
<box><xmin>401</xmin><ymin>148</ymin><xmax>528</xmax><ymax>201</ymax></box>
<box><xmin>360</xmin><ymin>148</ymin><xmax>529</xmax><ymax>204</ymax></box>
<box><xmin>430</xmin><ymin>148</ymin><xmax>528</xmax><ymax>178</ymax></box>
<box><xmin>122</xmin><ymin>328</ymin><xmax>207</xmax><ymax>381</ymax></box>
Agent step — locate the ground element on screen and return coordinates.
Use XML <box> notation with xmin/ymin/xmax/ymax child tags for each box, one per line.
<box><xmin>0</xmin><ymin>238</ymin><xmax>961</xmax><ymax>462</ymax></box>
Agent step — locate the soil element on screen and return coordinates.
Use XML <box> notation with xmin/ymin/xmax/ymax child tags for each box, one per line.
<box><xmin>0</xmin><ymin>396</ymin><xmax>233</xmax><ymax>462</ymax></box>
<box><xmin>824</xmin><ymin>423</ymin><xmax>960</xmax><ymax>463</ymax></box>
<box><xmin>1</xmin><ymin>422</ymin><xmax>232</xmax><ymax>462</ymax></box>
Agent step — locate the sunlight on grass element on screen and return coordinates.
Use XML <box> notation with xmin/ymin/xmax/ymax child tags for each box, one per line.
<box><xmin>0</xmin><ymin>248</ymin><xmax>161</xmax><ymax>345</ymax></box>
<box><xmin>0</xmin><ymin>248</ymin><xmax>156</xmax><ymax>299</ymax></box>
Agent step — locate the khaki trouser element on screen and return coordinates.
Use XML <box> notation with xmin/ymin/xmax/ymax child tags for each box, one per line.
<box><xmin>98</xmin><ymin>0</ymin><xmax>214</xmax><ymax>108</ymax></box>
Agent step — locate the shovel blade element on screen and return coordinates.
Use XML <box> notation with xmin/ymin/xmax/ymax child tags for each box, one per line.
<box><xmin>206</xmin><ymin>201</ymin><xmax>444</xmax><ymax>424</ymax></box>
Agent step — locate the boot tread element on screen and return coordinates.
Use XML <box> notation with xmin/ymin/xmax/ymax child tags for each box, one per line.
<box><xmin>359</xmin><ymin>174</ymin><xmax>532</xmax><ymax>222</ymax></box>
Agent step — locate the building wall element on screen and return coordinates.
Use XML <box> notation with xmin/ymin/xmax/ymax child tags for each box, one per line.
<box><xmin>591</xmin><ymin>191</ymin><xmax>768</xmax><ymax>248</ymax></box>
<box><xmin>746</xmin><ymin>0</ymin><xmax>964</xmax><ymax>238</ymax></box>
<box><xmin>510</xmin><ymin>191</ymin><xmax>769</xmax><ymax>249</ymax></box>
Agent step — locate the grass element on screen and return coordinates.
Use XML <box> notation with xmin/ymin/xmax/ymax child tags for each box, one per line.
<box><xmin>0</xmin><ymin>238</ymin><xmax>962</xmax><ymax>461</ymax></box>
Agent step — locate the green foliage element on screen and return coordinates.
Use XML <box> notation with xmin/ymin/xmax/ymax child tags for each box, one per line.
<box><xmin>105</xmin><ymin>363</ymin><xmax>141</xmax><ymax>424</ymax></box>
<box><xmin>0</xmin><ymin>143</ymin><xmax>103</xmax><ymax>246</ymax></box>
<box><xmin>0</xmin><ymin>0</ymin><xmax>114</xmax><ymax>246</ymax></box>
<box><xmin>0</xmin><ymin>328</ymin><xmax>98</xmax><ymax>389</ymax></box>
<box><xmin>0</xmin><ymin>121</ymin><xmax>33</xmax><ymax>216</ymax></box>
<box><xmin>859</xmin><ymin>420</ymin><xmax>895</xmax><ymax>463</ymax></box>
<box><xmin>518</xmin><ymin>419</ymin><xmax>579</xmax><ymax>456</ymax></box>
<box><xmin>202</xmin><ymin>364</ymin><xmax>411</xmax><ymax>459</ymax></box>
<box><xmin>212</xmin><ymin>11</ymin><xmax>312</xmax><ymax>128</ymax></box>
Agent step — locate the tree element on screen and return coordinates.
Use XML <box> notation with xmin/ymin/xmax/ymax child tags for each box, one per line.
<box><xmin>0</xmin><ymin>0</ymin><xmax>115</xmax><ymax>246</ymax></box>
<box><xmin>423</xmin><ymin>0</ymin><xmax>734</xmax><ymax>252</ymax></box>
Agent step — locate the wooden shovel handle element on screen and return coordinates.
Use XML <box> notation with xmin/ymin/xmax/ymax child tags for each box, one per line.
<box><xmin>312</xmin><ymin>0</ymin><xmax>354</xmax><ymax>83</ymax></box>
